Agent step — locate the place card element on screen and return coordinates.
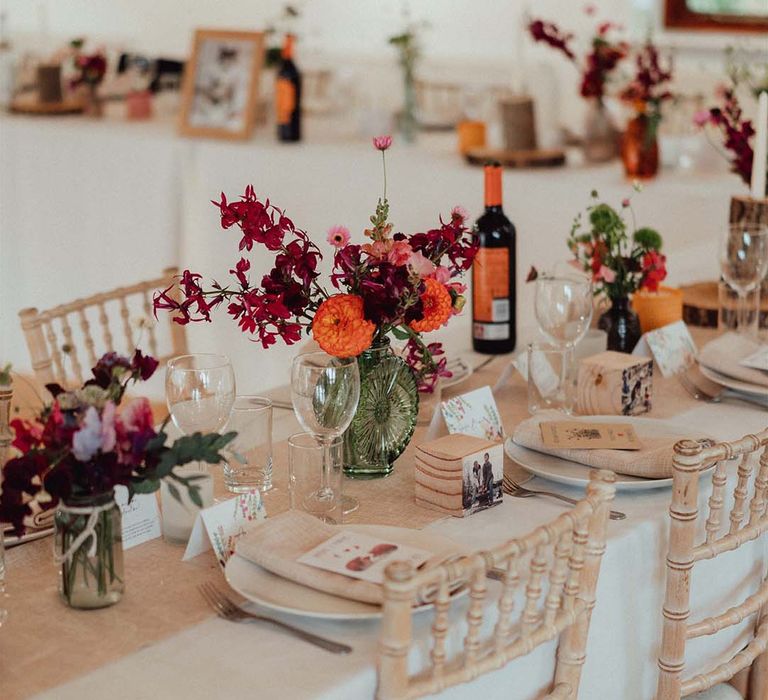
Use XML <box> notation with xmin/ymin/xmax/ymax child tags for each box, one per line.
<box><xmin>740</xmin><ymin>345</ymin><xmax>768</xmax><ymax>372</ymax></box>
<box><xmin>633</xmin><ymin>320</ymin><xmax>697</xmax><ymax>378</ymax></box>
<box><xmin>297</xmin><ymin>531</ymin><xmax>432</xmax><ymax>584</ymax></box>
<box><xmin>441</xmin><ymin>386</ymin><xmax>504</xmax><ymax>441</ymax></box>
<box><xmin>539</xmin><ymin>421</ymin><xmax>642</xmax><ymax>450</ymax></box>
<box><xmin>183</xmin><ymin>491</ymin><xmax>266</xmax><ymax>567</ymax></box>
<box><xmin>114</xmin><ymin>486</ymin><xmax>161</xmax><ymax>550</ymax></box>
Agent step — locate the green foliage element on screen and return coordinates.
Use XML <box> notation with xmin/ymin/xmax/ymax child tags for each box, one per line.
<box><xmin>633</xmin><ymin>227</ymin><xmax>662</xmax><ymax>251</ymax></box>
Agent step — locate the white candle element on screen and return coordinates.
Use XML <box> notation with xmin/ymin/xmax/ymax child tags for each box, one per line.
<box><xmin>751</xmin><ymin>91</ymin><xmax>767</xmax><ymax>199</ymax></box>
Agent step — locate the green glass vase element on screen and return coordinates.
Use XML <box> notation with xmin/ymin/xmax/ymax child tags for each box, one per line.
<box><xmin>344</xmin><ymin>340</ymin><xmax>419</xmax><ymax>479</ymax></box>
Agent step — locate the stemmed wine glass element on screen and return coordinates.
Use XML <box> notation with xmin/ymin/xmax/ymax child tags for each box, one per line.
<box><xmin>165</xmin><ymin>353</ymin><xmax>236</xmax><ymax>461</ymax></box>
<box><xmin>291</xmin><ymin>352</ymin><xmax>360</xmax><ymax>518</ymax></box>
<box><xmin>533</xmin><ymin>275</ymin><xmax>593</xmax><ymax>413</ymax></box>
<box><xmin>720</xmin><ymin>223</ymin><xmax>768</xmax><ymax>337</ymax></box>
<box><xmin>534</xmin><ymin>275</ymin><xmax>594</xmax><ymax>350</ymax></box>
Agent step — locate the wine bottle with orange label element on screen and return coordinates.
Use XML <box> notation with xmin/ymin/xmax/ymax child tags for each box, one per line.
<box><xmin>472</xmin><ymin>162</ymin><xmax>516</xmax><ymax>353</ymax></box>
<box><xmin>275</xmin><ymin>34</ymin><xmax>301</xmax><ymax>142</ymax></box>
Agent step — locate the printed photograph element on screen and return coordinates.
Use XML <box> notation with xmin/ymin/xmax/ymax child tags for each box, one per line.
<box><xmin>462</xmin><ymin>451</ymin><xmax>503</xmax><ymax>514</ymax></box>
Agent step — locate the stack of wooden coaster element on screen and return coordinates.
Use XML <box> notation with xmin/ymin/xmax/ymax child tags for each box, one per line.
<box><xmin>414</xmin><ymin>433</ymin><xmax>504</xmax><ymax>517</ymax></box>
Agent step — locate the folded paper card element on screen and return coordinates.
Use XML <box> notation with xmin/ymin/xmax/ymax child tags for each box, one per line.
<box><xmin>539</xmin><ymin>421</ymin><xmax>641</xmax><ymax>450</ymax></box>
<box><xmin>297</xmin><ymin>531</ymin><xmax>431</xmax><ymax>584</ymax></box>
<box><xmin>114</xmin><ymin>486</ymin><xmax>161</xmax><ymax>550</ymax></box>
<box><xmin>441</xmin><ymin>386</ymin><xmax>504</xmax><ymax>440</ymax></box>
<box><xmin>513</xmin><ymin>411</ymin><xmax>702</xmax><ymax>479</ymax></box>
<box><xmin>183</xmin><ymin>491</ymin><xmax>265</xmax><ymax>567</ymax></box>
<box><xmin>633</xmin><ymin>320</ymin><xmax>697</xmax><ymax>378</ymax></box>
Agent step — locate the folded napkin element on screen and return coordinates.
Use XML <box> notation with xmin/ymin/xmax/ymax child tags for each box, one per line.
<box><xmin>31</xmin><ymin>507</ymin><xmax>55</xmax><ymax>530</ymax></box>
<box><xmin>513</xmin><ymin>411</ymin><xmax>699</xmax><ymax>479</ymax></box>
<box><xmin>235</xmin><ymin>510</ymin><xmax>462</xmax><ymax>605</ymax></box>
<box><xmin>698</xmin><ymin>333</ymin><xmax>768</xmax><ymax>388</ymax></box>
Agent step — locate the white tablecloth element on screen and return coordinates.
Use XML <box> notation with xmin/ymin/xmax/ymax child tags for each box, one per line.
<box><xmin>35</xmin><ymin>399</ymin><xmax>768</xmax><ymax>700</ymax></box>
<box><xmin>1</xmin><ymin>112</ymin><xmax>735</xmax><ymax>396</ymax></box>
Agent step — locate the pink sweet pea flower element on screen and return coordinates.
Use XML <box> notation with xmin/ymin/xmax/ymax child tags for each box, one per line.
<box><xmin>598</xmin><ymin>265</ymin><xmax>616</xmax><ymax>283</ymax></box>
<box><xmin>120</xmin><ymin>397</ymin><xmax>154</xmax><ymax>433</ymax></box>
<box><xmin>408</xmin><ymin>251</ymin><xmax>435</xmax><ymax>278</ymax></box>
<box><xmin>387</xmin><ymin>240</ymin><xmax>413</xmax><ymax>266</ymax></box>
<box><xmin>432</xmin><ymin>266</ymin><xmax>451</xmax><ymax>284</ymax></box>
<box><xmin>100</xmin><ymin>401</ymin><xmax>117</xmax><ymax>453</ymax></box>
<box><xmin>326</xmin><ymin>225</ymin><xmax>351</xmax><ymax>249</ymax></box>
<box><xmin>372</xmin><ymin>135</ymin><xmax>392</xmax><ymax>151</ymax></box>
<box><xmin>692</xmin><ymin>110</ymin><xmax>711</xmax><ymax>128</ymax></box>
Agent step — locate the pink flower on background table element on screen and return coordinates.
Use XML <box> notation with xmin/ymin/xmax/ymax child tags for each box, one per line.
<box><xmin>372</xmin><ymin>135</ymin><xmax>392</xmax><ymax>151</ymax></box>
<box><xmin>327</xmin><ymin>225</ymin><xmax>351</xmax><ymax>248</ymax></box>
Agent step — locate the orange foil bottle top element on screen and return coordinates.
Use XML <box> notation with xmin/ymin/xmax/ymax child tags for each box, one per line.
<box><xmin>483</xmin><ymin>163</ymin><xmax>502</xmax><ymax>208</ymax></box>
<box><xmin>282</xmin><ymin>34</ymin><xmax>295</xmax><ymax>60</ymax></box>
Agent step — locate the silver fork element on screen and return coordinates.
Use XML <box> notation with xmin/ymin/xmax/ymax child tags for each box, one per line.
<box><xmin>679</xmin><ymin>366</ymin><xmax>768</xmax><ymax>409</ymax></box>
<box><xmin>198</xmin><ymin>582</ymin><xmax>352</xmax><ymax>654</ymax></box>
<box><xmin>503</xmin><ymin>476</ymin><xmax>626</xmax><ymax>521</ymax></box>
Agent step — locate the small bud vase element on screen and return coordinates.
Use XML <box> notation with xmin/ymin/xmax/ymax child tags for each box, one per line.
<box><xmin>598</xmin><ymin>296</ymin><xmax>642</xmax><ymax>353</ymax></box>
<box><xmin>55</xmin><ymin>491</ymin><xmax>124</xmax><ymax>609</ymax></box>
<box><xmin>343</xmin><ymin>340</ymin><xmax>419</xmax><ymax>478</ymax></box>
<box><xmin>621</xmin><ymin>106</ymin><xmax>659</xmax><ymax>179</ymax></box>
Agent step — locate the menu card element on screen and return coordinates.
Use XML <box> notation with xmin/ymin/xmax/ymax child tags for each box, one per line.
<box><xmin>297</xmin><ymin>531</ymin><xmax>432</xmax><ymax>584</ymax></box>
<box><xmin>441</xmin><ymin>386</ymin><xmax>504</xmax><ymax>441</ymax></box>
<box><xmin>539</xmin><ymin>421</ymin><xmax>642</xmax><ymax>450</ymax></box>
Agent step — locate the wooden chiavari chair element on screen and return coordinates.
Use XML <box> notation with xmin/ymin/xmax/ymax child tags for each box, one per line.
<box><xmin>657</xmin><ymin>432</ymin><xmax>768</xmax><ymax>700</ymax></box>
<box><xmin>376</xmin><ymin>470</ymin><xmax>616</xmax><ymax>699</ymax></box>
<box><xmin>18</xmin><ymin>266</ymin><xmax>186</xmax><ymax>389</ymax></box>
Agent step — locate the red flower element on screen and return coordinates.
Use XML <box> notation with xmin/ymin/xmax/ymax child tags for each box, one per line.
<box><xmin>640</xmin><ymin>251</ymin><xmax>667</xmax><ymax>292</ymax></box>
<box><xmin>527</xmin><ymin>19</ymin><xmax>576</xmax><ymax>61</ymax></box>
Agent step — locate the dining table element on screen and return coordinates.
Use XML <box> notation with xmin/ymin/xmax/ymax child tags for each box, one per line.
<box><xmin>2</xmin><ymin>326</ymin><xmax>767</xmax><ymax>700</ymax></box>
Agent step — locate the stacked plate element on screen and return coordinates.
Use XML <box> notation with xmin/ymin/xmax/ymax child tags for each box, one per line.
<box><xmin>698</xmin><ymin>333</ymin><xmax>768</xmax><ymax>401</ymax></box>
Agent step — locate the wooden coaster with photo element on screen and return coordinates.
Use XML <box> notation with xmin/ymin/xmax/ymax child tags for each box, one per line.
<box><xmin>10</xmin><ymin>94</ymin><xmax>84</xmax><ymax>115</ymax></box>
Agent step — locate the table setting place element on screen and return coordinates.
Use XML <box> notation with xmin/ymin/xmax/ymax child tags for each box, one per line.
<box><xmin>3</xmin><ymin>111</ymin><xmax>768</xmax><ymax>700</ymax></box>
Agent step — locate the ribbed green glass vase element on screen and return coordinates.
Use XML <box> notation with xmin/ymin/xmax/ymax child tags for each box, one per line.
<box><xmin>343</xmin><ymin>340</ymin><xmax>419</xmax><ymax>479</ymax></box>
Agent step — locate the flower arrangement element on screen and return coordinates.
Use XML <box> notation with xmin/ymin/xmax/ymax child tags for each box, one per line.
<box><xmin>527</xmin><ymin>14</ymin><xmax>628</xmax><ymax>101</ymax></box>
<box><xmin>70</xmin><ymin>41</ymin><xmax>107</xmax><ymax>89</ymax></box>
<box><xmin>153</xmin><ymin>137</ymin><xmax>477</xmax><ymax>394</ymax></box>
<box><xmin>568</xmin><ymin>188</ymin><xmax>666</xmax><ymax>300</ymax></box>
<box><xmin>695</xmin><ymin>86</ymin><xmax>755</xmax><ymax>188</ymax></box>
<box><xmin>620</xmin><ymin>41</ymin><xmax>673</xmax><ymax>129</ymax></box>
<box><xmin>0</xmin><ymin>350</ymin><xmax>234</xmax><ymax>534</ymax></box>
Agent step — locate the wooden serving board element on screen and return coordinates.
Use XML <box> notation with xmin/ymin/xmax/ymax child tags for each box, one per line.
<box><xmin>464</xmin><ymin>146</ymin><xmax>566</xmax><ymax>168</ymax></box>
<box><xmin>10</xmin><ymin>95</ymin><xmax>84</xmax><ymax>115</ymax></box>
<box><xmin>681</xmin><ymin>280</ymin><xmax>768</xmax><ymax>328</ymax></box>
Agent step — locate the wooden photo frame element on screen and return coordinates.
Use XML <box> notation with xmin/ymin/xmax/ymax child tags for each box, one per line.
<box><xmin>664</xmin><ymin>0</ymin><xmax>768</xmax><ymax>32</ymax></box>
<box><xmin>179</xmin><ymin>29</ymin><xmax>264</xmax><ymax>140</ymax></box>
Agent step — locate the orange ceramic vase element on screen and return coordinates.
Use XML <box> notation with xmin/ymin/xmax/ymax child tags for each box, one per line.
<box><xmin>621</xmin><ymin>111</ymin><xmax>658</xmax><ymax>179</ymax></box>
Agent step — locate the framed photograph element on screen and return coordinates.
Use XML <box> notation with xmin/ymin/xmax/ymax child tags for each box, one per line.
<box><xmin>179</xmin><ymin>29</ymin><xmax>264</xmax><ymax>140</ymax></box>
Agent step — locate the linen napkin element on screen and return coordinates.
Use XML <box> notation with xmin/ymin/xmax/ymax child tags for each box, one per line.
<box><xmin>235</xmin><ymin>510</ymin><xmax>463</xmax><ymax>605</ymax></box>
<box><xmin>698</xmin><ymin>333</ymin><xmax>768</xmax><ymax>388</ymax></box>
<box><xmin>512</xmin><ymin>411</ymin><xmax>702</xmax><ymax>479</ymax></box>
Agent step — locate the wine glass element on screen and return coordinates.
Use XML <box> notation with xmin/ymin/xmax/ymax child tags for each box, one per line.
<box><xmin>534</xmin><ymin>275</ymin><xmax>593</xmax><ymax>348</ymax></box>
<box><xmin>720</xmin><ymin>223</ymin><xmax>768</xmax><ymax>337</ymax></box>
<box><xmin>291</xmin><ymin>352</ymin><xmax>360</xmax><ymax>520</ymax></box>
<box><xmin>165</xmin><ymin>353</ymin><xmax>236</xmax><ymax>460</ymax></box>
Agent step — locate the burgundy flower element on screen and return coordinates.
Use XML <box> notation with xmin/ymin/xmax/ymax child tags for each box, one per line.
<box><xmin>131</xmin><ymin>349</ymin><xmax>159</xmax><ymax>381</ymax></box>
<box><xmin>620</xmin><ymin>41</ymin><xmax>673</xmax><ymax>106</ymax></box>
<box><xmin>527</xmin><ymin>19</ymin><xmax>576</xmax><ymax>61</ymax></box>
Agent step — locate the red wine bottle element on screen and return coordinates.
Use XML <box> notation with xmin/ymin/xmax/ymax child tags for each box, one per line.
<box><xmin>472</xmin><ymin>162</ymin><xmax>516</xmax><ymax>353</ymax></box>
<box><xmin>275</xmin><ymin>34</ymin><xmax>301</xmax><ymax>142</ymax></box>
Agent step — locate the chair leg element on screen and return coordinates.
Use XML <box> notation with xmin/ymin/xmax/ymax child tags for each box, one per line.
<box><xmin>749</xmin><ymin>650</ymin><xmax>768</xmax><ymax>700</ymax></box>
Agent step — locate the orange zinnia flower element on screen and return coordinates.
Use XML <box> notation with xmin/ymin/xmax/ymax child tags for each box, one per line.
<box><xmin>410</xmin><ymin>278</ymin><xmax>452</xmax><ymax>333</ymax></box>
<box><xmin>312</xmin><ymin>294</ymin><xmax>375</xmax><ymax>358</ymax></box>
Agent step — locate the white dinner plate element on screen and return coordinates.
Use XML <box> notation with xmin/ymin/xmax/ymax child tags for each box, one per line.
<box><xmin>225</xmin><ymin>524</ymin><xmax>468</xmax><ymax>620</ymax></box>
<box><xmin>505</xmin><ymin>416</ymin><xmax>715</xmax><ymax>492</ymax></box>
<box><xmin>698</xmin><ymin>364</ymin><xmax>768</xmax><ymax>398</ymax></box>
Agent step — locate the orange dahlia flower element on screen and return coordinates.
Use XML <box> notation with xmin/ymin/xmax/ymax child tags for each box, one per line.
<box><xmin>312</xmin><ymin>294</ymin><xmax>375</xmax><ymax>358</ymax></box>
<box><xmin>410</xmin><ymin>278</ymin><xmax>452</xmax><ymax>333</ymax></box>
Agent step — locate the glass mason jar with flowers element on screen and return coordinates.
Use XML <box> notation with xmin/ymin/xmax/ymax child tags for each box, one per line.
<box><xmin>568</xmin><ymin>188</ymin><xmax>667</xmax><ymax>353</ymax></box>
<box><xmin>619</xmin><ymin>41</ymin><xmax>673</xmax><ymax>180</ymax></box>
<box><xmin>153</xmin><ymin>136</ymin><xmax>478</xmax><ymax>478</ymax></box>
<box><xmin>0</xmin><ymin>351</ymin><xmax>234</xmax><ymax>609</ymax></box>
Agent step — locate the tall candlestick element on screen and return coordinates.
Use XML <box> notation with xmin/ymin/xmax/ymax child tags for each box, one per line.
<box><xmin>751</xmin><ymin>90</ymin><xmax>767</xmax><ymax>199</ymax></box>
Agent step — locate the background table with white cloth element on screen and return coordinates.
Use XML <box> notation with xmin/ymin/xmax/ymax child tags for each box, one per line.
<box><xmin>1</xmin><ymin>112</ymin><xmax>734</xmax><ymax>396</ymax></box>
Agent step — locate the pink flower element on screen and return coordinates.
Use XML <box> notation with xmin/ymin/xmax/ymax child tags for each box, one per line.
<box><xmin>372</xmin><ymin>135</ymin><xmax>392</xmax><ymax>151</ymax></box>
<box><xmin>598</xmin><ymin>265</ymin><xmax>616</xmax><ymax>283</ymax></box>
<box><xmin>362</xmin><ymin>239</ymin><xmax>393</xmax><ymax>260</ymax></box>
<box><xmin>408</xmin><ymin>250</ymin><xmax>435</xmax><ymax>278</ymax></box>
<box><xmin>387</xmin><ymin>240</ymin><xmax>413</xmax><ymax>266</ymax></box>
<box><xmin>100</xmin><ymin>401</ymin><xmax>117</xmax><ymax>453</ymax></box>
<box><xmin>584</xmin><ymin>3</ymin><xmax>597</xmax><ymax>15</ymax></box>
<box><xmin>432</xmin><ymin>266</ymin><xmax>451</xmax><ymax>284</ymax></box>
<box><xmin>72</xmin><ymin>407</ymin><xmax>103</xmax><ymax>462</ymax></box>
<box><xmin>450</xmin><ymin>205</ymin><xmax>468</xmax><ymax>224</ymax></box>
<box><xmin>621</xmin><ymin>198</ymin><xmax>631</xmax><ymax>208</ymax></box>
<box><xmin>692</xmin><ymin>110</ymin><xmax>711</xmax><ymax>128</ymax></box>
<box><xmin>120</xmin><ymin>398</ymin><xmax>154</xmax><ymax>433</ymax></box>
<box><xmin>326</xmin><ymin>225</ymin><xmax>350</xmax><ymax>249</ymax></box>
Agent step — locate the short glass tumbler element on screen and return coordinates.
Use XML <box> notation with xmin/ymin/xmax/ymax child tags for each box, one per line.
<box><xmin>223</xmin><ymin>396</ymin><xmax>273</xmax><ymax>493</ymax></box>
<box><xmin>527</xmin><ymin>343</ymin><xmax>575</xmax><ymax>415</ymax></box>
<box><xmin>288</xmin><ymin>433</ymin><xmax>343</xmax><ymax>524</ymax></box>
